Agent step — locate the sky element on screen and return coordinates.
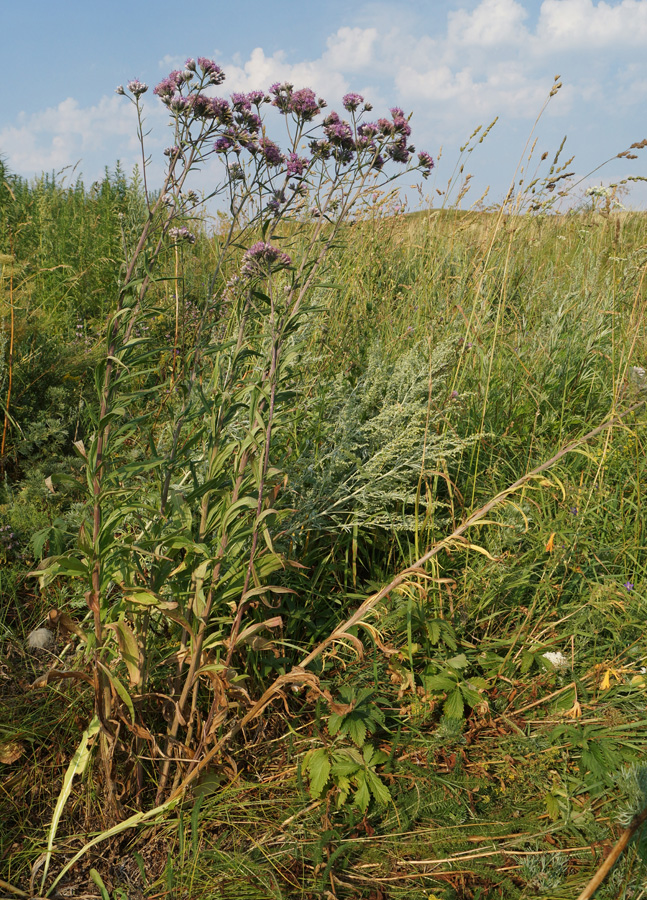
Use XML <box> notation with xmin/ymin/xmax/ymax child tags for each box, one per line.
<box><xmin>2</xmin><ymin>0</ymin><xmax>646</xmax><ymax>209</ymax></box>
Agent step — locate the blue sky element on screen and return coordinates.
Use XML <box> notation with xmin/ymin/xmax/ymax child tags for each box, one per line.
<box><xmin>2</xmin><ymin>0</ymin><xmax>646</xmax><ymax>208</ymax></box>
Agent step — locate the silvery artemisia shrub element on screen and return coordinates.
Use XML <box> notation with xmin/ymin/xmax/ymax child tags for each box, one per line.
<box><xmin>288</xmin><ymin>340</ymin><xmax>478</xmax><ymax>536</ymax></box>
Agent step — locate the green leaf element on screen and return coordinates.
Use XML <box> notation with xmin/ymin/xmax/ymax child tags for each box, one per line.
<box><xmin>304</xmin><ymin>749</ymin><xmax>331</xmax><ymax>798</ymax></box>
<box><xmin>328</xmin><ymin>713</ymin><xmax>343</xmax><ymax>737</ymax></box>
<box><xmin>98</xmin><ymin>663</ymin><xmax>135</xmax><ymax>723</ymax></box>
<box><xmin>40</xmin><ymin>716</ymin><xmax>100</xmax><ymax>893</ymax></box>
<box><xmin>90</xmin><ymin>869</ymin><xmax>111</xmax><ymax>900</ymax></box>
<box><xmin>365</xmin><ymin>768</ymin><xmax>391</xmax><ymax>806</ymax></box>
<box><xmin>460</xmin><ymin>684</ymin><xmax>484</xmax><ymax>709</ymax></box>
<box><xmin>446</xmin><ymin>653</ymin><xmax>469</xmax><ymax>670</ymax></box>
<box><xmin>546</xmin><ymin>792</ymin><xmax>560</xmax><ymax>822</ymax></box>
<box><xmin>105</xmin><ymin>620</ymin><xmax>141</xmax><ymax>686</ymax></box>
<box><xmin>424</xmin><ymin>674</ymin><xmax>457</xmax><ymax>692</ymax></box>
<box><xmin>346</xmin><ymin>716</ymin><xmax>367</xmax><ymax>747</ymax></box>
<box><xmin>443</xmin><ymin>688</ymin><xmax>465</xmax><ymax>719</ymax></box>
<box><xmin>354</xmin><ymin>772</ymin><xmax>370</xmax><ymax>811</ymax></box>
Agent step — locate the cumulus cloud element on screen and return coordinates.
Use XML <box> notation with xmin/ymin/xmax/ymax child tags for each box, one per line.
<box><xmin>447</xmin><ymin>0</ymin><xmax>529</xmax><ymax>47</ymax></box>
<box><xmin>0</xmin><ymin>94</ymin><xmax>150</xmax><ymax>181</ymax></box>
<box><xmin>2</xmin><ymin>2</ymin><xmax>645</xmax><ymax>206</ymax></box>
<box><xmin>536</xmin><ymin>0</ymin><xmax>647</xmax><ymax>48</ymax></box>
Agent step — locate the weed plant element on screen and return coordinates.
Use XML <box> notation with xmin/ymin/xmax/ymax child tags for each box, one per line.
<box><xmin>1</xmin><ymin>72</ymin><xmax>647</xmax><ymax>898</ymax></box>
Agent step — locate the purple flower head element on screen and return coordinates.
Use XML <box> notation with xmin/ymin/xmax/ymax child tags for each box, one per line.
<box><xmin>127</xmin><ymin>79</ymin><xmax>148</xmax><ymax>97</ymax></box>
<box><xmin>270</xmin><ymin>82</ymin><xmax>294</xmax><ymax>113</ymax></box>
<box><xmin>185</xmin><ymin>58</ymin><xmax>197</xmax><ymax>72</ymax></box>
<box><xmin>266</xmin><ymin>190</ymin><xmax>286</xmax><ymax>214</ymax></box>
<box><xmin>324</xmin><ymin>113</ymin><xmax>355</xmax><ymax>150</ymax></box>
<box><xmin>231</xmin><ymin>92</ymin><xmax>252</xmax><ymax>111</ymax></box>
<box><xmin>191</xmin><ymin>93</ymin><xmax>216</xmax><ymax>117</ymax></box>
<box><xmin>286</xmin><ymin>152</ymin><xmax>310</xmax><ymax>176</ymax></box>
<box><xmin>241</xmin><ymin>241</ymin><xmax>292</xmax><ymax>277</ymax></box>
<box><xmin>451</xmin><ymin>390</ymin><xmax>459</xmax><ymax>399</ymax></box>
<box><xmin>198</xmin><ymin>58</ymin><xmax>225</xmax><ymax>84</ymax></box>
<box><xmin>372</xmin><ymin>154</ymin><xmax>385</xmax><ymax>171</ymax></box>
<box><xmin>377</xmin><ymin>118</ymin><xmax>394</xmax><ymax>136</ymax></box>
<box><xmin>358</xmin><ymin>122</ymin><xmax>379</xmax><ymax>139</ymax></box>
<box><xmin>163</xmin><ymin>145</ymin><xmax>182</xmax><ymax>158</ymax></box>
<box><xmin>342</xmin><ymin>92</ymin><xmax>364</xmax><ymax>112</ymax></box>
<box><xmin>154</xmin><ymin>70</ymin><xmax>184</xmax><ymax>103</ymax></box>
<box><xmin>208</xmin><ymin>97</ymin><xmax>231</xmax><ymax>123</ymax></box>
<box><xmin>215</xmin><ymin>136</ymin><xmax>235</xmax><ymax>153</ymax></box>
<box><xmin>259</xmin><ymin>137</ymin><xmax>284</xmax><ymax>167</ymax></box>
<box><xmin>168</xmin><ymin>226</ymin><xmax>196</xmax><ymax>244</ymax></box>
<box><xmin>624</xmin><ymin>581</ymin><xmax>634</xmax><ymax>591</ymax></box>
<box><xmin>290</xmin><ymin>87</ymin><xmax>320</xmax><ymax>121</ymax></box>
<box><xmin>170</xmin><ymin>95</ymin><xmax>191</xmax><ymax>114</ymax></box>
<box><xmin>247</xmin><ymin>89</ymin><xmax>266</xmax><ymax>106</ymax></box>
<box><xmin>417</xmin><ymin>150</ymin><xmax>435</xmax><ymax>177</ymax></box>
<box><xmin>309</xmin><ymin>138</ymin><xmax>331</xmax><ymax>160</ymax></box>
<box><xmin>391</xmin><ymin>108</ymin><xmax>412</xmax><ymax>137</ymax></box>
<box><xmin>245</xmin><ymin>112</ymin><xmax>262</xmax><ymax>131</ymax></box>
<box><xmin>115</xmin><ymin>85</ymin><xmax>125</xmax><ymax>96</ymax></box>
<box><xmin>386</xmin><ymin>137</ymin><xmax>411</xmax><ymax>164</ymax></box>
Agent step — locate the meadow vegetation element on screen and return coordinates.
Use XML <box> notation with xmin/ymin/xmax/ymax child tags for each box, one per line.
<box><xmin>1</xmin><ymin>64</ymin><xmax>647</xmax><ymax>900</ymax></box>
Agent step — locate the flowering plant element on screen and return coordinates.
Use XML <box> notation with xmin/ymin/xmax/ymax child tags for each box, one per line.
<box><xmin>35</xmin><ymin>55</ymin><xmax>434</xmax><ymax>835</ymax></box>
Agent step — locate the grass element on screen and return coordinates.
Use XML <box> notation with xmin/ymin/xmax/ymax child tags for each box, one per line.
<box><xmin>1</xmin><ymin>164</ymin><xmax>647</xmax><ymax>898</ymax></box>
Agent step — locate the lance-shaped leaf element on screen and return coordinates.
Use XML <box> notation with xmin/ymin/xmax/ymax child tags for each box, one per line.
<box><xmin>40</xmin><ymin>715</ymin><xmax>100</xmax><ymax>893</ymax></box>
<box><xmin>105</xmin><ymin>621</ymin><xmax>141</xmax><ymax>687</ymax></box>
<box><xmin>231</xmin><ymin>616</ymin><xmax>283</xmax><ymax>649</ymax></box>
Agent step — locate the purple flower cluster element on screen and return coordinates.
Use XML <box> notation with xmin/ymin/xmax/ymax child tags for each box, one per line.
<box><xmin>127</xmin><ymin>79</ymin><xmax>148</xmax><ymax>97</ymax></box>
<box><xmin>270</xmin><ymin>83</ymin><xmax>323</xmax><ymax>121</ymax></box>
<box><xmin>231</xmin><ymin>90</ymin><xmax>267</xmax><ymax>111</ymax></box>
<box><xmin>168</xmin><ymin>226</ymin><xmax>196</xmax><ymax>244</ymax></box>
<box><xmin>417</xmin><ymin>151</ymin><xmax>435</xmax><ymax>177</ymax></box>
<box><xmin>0</xmin><ymin>524</ymin><xmax>17</xmax><ymax>554</ymax></box>
<box><xmin>342</xmin><ymin>93</ymin><xmax>366</xmax><ymax>112</ymax></box>
<box><xmin>241</xmin><ymin>242</ymin><xmax>292</xmax><ymax>277</ymax></box>
<box><xmin>197</xmin><ymin>57</ymin><xmax>225</xmax><ymax>84</ymax></box>
<box><xmin>258</xmin><ymin>137</ymin><xmax>284</xmax><ymax>167</ymax></box>
<box><xmin>286</xmin><ymin>152</ymin><xmax>310</xmax><ymax>176</ymax></box>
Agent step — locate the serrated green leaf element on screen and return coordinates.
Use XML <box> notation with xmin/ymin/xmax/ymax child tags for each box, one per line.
<box><xmin>365</xmin><ymin>768</ymin><xmax>391</xmax><ymax>806</ymax></box>
<box><xmin>328</xmin><ymin>713</ymin><xmax>343</xmax><ymax>736</ymax></box>
<box><xmin>443</xmin><ymin>688</ymin><xmax>465</xmax><ymax>719</ymax></box>
<box><xmin>305</xmin><ymin>749</ymin><xmax>330</xmax><ymax>798</ymax></box>
<box><xmin>346</xmin><ymin>716</ymin><xmax>367</xmax><ymax>747</ymax></box>
<box><xmin>424</xmin><ymin>674</ymin><xmax>457</xmax><ymax>692</ymax></box>
<box><xmin>446</xmin><ymin>653</ymin><xmax>468</xmax><ymax>670</ymax></box>
<box><xmin>354</xmin><ymin>773</ymin><xmax>370</xmax><ymax>811</ymax></box>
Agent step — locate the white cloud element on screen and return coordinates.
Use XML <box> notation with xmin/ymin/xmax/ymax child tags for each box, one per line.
<box><xmin>324</xmin><ymin>26</ymin><xmax>379</xmax><ymax>70</ymax></box>
<box><xmin>0</xmin><ymin>94</ymin><xmax>148</xmax><ymax>180</ymax></box>
<box><xmin>395</xmin><ymin>60</ymin><xmax>550</xmax><ymax>121</ymax></box>
<box><xmin>448</xmin><ymin>0</ymin><xmax>529</xmax><ymax>47</ymax></box>
<box><xmin>536</xmin><ymin>0</ymin><xmax>647</xmax><ymax>48</ymax></box>
<box><xmin>2</xmin><ymin>3</ymin><xmax>646</xmax><ymax>206</ymax></box>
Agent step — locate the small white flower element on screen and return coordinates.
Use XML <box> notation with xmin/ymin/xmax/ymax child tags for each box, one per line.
<box><xmin>27</xmin><ymin>628</ymin><xmax>55</xmax><ymax>651</ymax></box>
<box><xmin>629</xmin><ymin>366</ymin><xmax>646</xmax><ymax>383</ymax></box>
<box><xmin>543</xmin><ymin>651</ymin><xmax>570</xmax><ymax>670</ymax></box>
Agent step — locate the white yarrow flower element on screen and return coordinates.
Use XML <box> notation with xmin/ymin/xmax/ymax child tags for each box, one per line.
<box><xmin>543</xmin><ymin>651</ymin><xmax>570</xmax><ymax>670</ymax></box>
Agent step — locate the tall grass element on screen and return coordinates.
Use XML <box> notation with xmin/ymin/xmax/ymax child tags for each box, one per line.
<box><xmin>2</xmin><ymin>145</ymin><xmax>647</xmax><ymax>897</ymax></box>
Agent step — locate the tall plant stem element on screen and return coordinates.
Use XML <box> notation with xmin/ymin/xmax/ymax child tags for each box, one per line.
<box><xmin>1</xmin><ymin>232</ymin><xmax>15</xmax><ymax>471</ymax></box>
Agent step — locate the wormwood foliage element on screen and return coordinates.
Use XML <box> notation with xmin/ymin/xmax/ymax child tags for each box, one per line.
<box><xmin>289</xmin><ymin>340</ymin><xmax>477</xmax><ymax>531</ymax></box>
